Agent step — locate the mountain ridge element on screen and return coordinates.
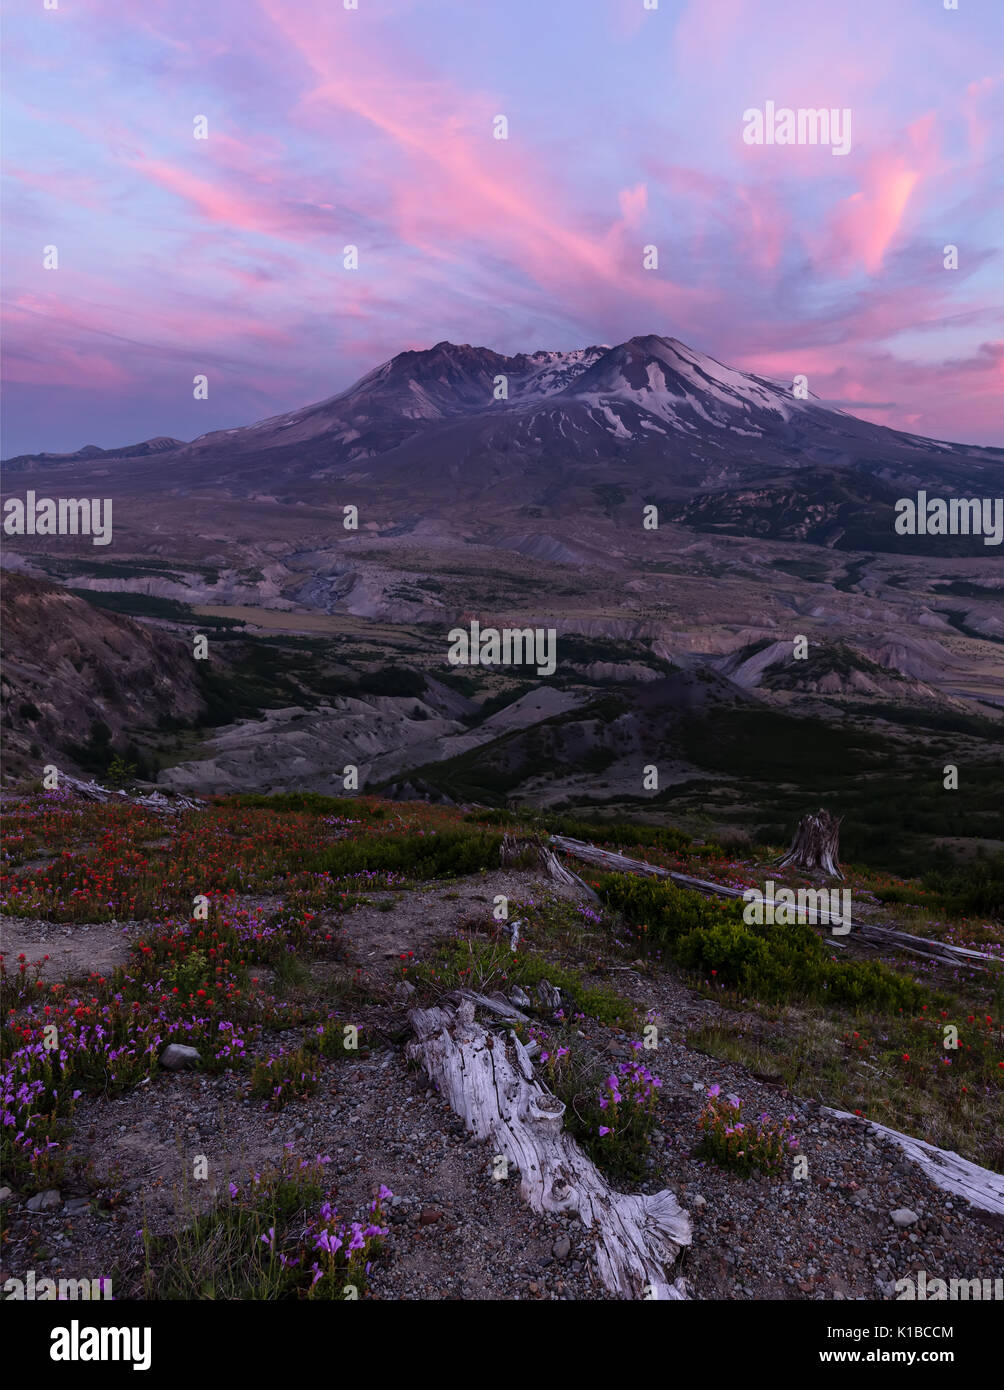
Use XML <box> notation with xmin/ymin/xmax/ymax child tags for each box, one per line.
<box><xmin>7</xmin><ymin>333</ymin><xmax>1002</xmax><ymax>467</ymax></box>
<box><xmin>4</xmin><ymin>335</ymin><xmax>1000</xmax><ymax>551</ymax></box>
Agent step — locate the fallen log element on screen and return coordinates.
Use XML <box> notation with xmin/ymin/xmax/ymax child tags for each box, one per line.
<box><xmin>407</xmin><ymin>993</ymin><xmax>690</xmax><ymax>1298</ymax></box>
<box><xmin>549</xmin><ymin>835</ymin><xmax>999</xmax><ymax>970</ymax></box>
<box><xmin>33</xmin><ymin>774</ymin><xmax>204</xmax><ymax>814</ymax></box>
<box><xmin>822</xmin><ymin>1108</ymin><xmax>1004</xmax><ymax>1222</ymax></box>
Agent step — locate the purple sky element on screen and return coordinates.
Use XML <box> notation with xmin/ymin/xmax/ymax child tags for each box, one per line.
<box><xmin>3</xmin><ymin>0</ymin><xmax>1003</xmax><ymax>456</ymax></box>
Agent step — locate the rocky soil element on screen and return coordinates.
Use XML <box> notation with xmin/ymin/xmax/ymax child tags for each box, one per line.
<box><xmin>2</xmin><ymin>867</ymin><xmax>1000</xmax><ymax>1302</ymax></box>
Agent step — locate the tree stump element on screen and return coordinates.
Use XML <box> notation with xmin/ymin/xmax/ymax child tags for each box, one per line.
<box><xmin>777</xmin><ymin>809</ymin><xmax>843</xmax><ymax>879</ymax></box>
<box><xmin>500</xmin><ymin>834</ymin><xmax>600</xmax><ymax>900</ymax></box>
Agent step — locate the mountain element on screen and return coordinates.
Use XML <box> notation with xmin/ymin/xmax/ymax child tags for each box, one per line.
<box><xmin>2</xmin><ymin>436</ymin><xmax>185</xmax><ymax>471</ymax></box>
<box><xmin>4</xmin><ymin>335</ymin><xmax>1001</xmax><ymax>546</ymax></box>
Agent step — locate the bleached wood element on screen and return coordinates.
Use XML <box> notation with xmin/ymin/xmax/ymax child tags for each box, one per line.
<box><xmin>549</xmin><ymin>835</ymin><xmax>997</xmax><ymax>969</ymax></box>
<box><xmin>44</xmin><ymin>774</ymin><xmax>204</xmax><ymax>813</ymax></box>
<box><xmin>823</xmin><ymin>1109</ymin><xmax>1004</xmax><ymax>1219</ymax></box>
<box><xmin>459</xmin><ymin>990</ymin><xmax>530</xmax><ymax>1024</ymax></box>
<box><xmin>408</xmin><ymin>994</ymin><xmax>691</xmax><ymax>1299</ymax></box>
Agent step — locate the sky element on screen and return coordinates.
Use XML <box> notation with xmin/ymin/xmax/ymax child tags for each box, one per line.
<box><xmin>2</xmin><ymin>0</ymin><xmax>1003</xmax><ymax>456</ymax></box>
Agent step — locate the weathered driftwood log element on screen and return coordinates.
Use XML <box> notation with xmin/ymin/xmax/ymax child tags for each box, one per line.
<box><xmin>823</xmin><ymin>1109</ymin><xmax>1004</xmax><ymax>1221</ymax></box>
<box><xmin>37</xmin><ymin>774</ymin><xmax>204</xmax><ymax>813</ymax></box>
<box><xmin>548</xmin><ymin>835</ymin><xmax>998</xmax><ymax>969</ymax></box>
<box><xmin>777</xmin><ymin>809</ymin><xmax>843</xmax><ymax>879</ymax></box>
<box><xmin>408</xmin><ymin>994</ymin><xmax>691</xmax><ymax>1298</ymax></box>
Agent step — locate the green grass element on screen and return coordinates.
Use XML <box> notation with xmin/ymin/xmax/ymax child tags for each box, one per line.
<box><xmin>688</xmin><ymin>1007</ymin><xmax>1003</xmax><ymax>1173</ymax></box>
<box><xmin>69</xmin><ymin>589</ymin><xmax>242</xmax><ymax>627</ymax></box>
<box><xmin>301</xmin><ymin>828</ymin><xmax>503</xmax><ymax>882</ymax></box>
<box><xmin>140</xmin><ymin>1152</ymin><xmax>386</xmax><ymax>1300</ymax></box>
<box><xmin>412</xmin><ymin>932</ymin><xmax>637</xmax><ymax>1029</ymax></box>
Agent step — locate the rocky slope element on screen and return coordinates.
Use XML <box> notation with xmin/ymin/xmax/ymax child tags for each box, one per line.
<box><xmin>0</xmin><ymin>574</ymin><xmax>206</xmax><ymax>779</ymax></box>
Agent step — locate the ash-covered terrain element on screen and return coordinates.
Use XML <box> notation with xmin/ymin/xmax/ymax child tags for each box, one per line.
<box><xmin>2</xmin><ymin>332</ymin><xmax>1002</xmax><ymax>870</ymax></box>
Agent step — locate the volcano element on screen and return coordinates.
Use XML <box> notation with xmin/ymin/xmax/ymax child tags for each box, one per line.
<box><xmin>5</xmin><ymin>335</ymin><xmax>1001</xmax><ymax>548</ymax></box>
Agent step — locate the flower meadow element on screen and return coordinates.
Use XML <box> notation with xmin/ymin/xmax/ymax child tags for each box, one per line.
<box><xmin>0</xmin><ymin>794</ymin><xmax>510</xmax><ymax>1192</ymax></box>
<box><xmin>695</xmin><ymin>1085</ymin><xmax>800</xmax><ymax>1179</ymax></box>
<box><xmin>0</xmin><ymin>793</ymin><xmax>503</xmax><ymax>923</ymax></box>
<box><xmin>2</xmin><ymin>787</ymin><xmax>1001</xmax><ymax>1298</ymax></box>
<box><xmin>141</xmin><ymin>1148</ymin><xmax>391</xmax><ymax>1300</ymax></box>
<box><xmin>0</xmin><ymin>791</ymin><xmax>532</xmax><ymax>1298</ymax></box>
<box><xmin>1</xmin><ymin>914</ymin><xmax>363</xmax><ymax>1191</ymax></box>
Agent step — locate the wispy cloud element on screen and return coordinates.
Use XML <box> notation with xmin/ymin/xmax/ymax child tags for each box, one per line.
<box><xmin>2</xmin><ymin>0</ymin><xmax>1002</xmax><ymax>452</ymax></box>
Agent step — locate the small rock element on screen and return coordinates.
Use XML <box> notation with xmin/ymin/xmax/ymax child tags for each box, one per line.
<box><xmin>890</xmin><ymin>1208</ymin><xmax>919</xmax><ymax>1228</ymax></box>
<box><xmin>394</xmin><ymin>981</ymin><xmax>416</xmax><ymax>1000</ymax></box>
<box><xmin>0</xmin><ymin>1187</ymin><xmax>12</xmax><ymax>1204</ymax></box>
<box><xmin>419</xmin><ymin>1206</ymin><xmax>443</xmax><ymax>1226</ymax></box>
<box><xmin>160</xmin><ymin>1044</ymin><xmax>201</xmax><ymax>1071</ymax></box>
<box><xmin>691</xmin><ymin>1194</ymin><xmax>707</xmax><ymax>1209</ymax></box>
<box><xmin>552</xmin><ymin>1235</ymin><xmax>571</xmax><ymax>1261</ymax></box>
<box><xmin>27</xmin><ymin>1189</ymin><xmax>61</xmax><ymax>1212</ymax></box>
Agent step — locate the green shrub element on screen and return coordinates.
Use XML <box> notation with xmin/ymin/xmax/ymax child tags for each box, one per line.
<box><xmin>303</xmin><ymin>829</ymin><xmax>502</xmax><ymax>883</ymax></box>
<box><xmin>542</xmin><ymin>816</ymin><xmax>692</xmax><ymax>853</ymax></box>
<box><xmin>356</xmin><ymin>666</ymin><xmax>426</xmax><ymax>698</ymax></box>
<box><xmin>675</xmin><ymin>920</ymin><xmax>771</xmax><ymax>977</ymax></box>
<box><xmin>596</xmin><ymin>872</ymin><xmax>925</xmax><ymax>1010</ymax></box>
<box><xmin>595</xmin><ymin>872</ymin><xmax>743</xmax><ymax>949</ymax></box>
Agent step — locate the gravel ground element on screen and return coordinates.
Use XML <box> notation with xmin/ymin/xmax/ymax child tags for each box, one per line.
<box><xmin>2</xmin><ymin>871</ymin><xmax>1001</xmax><ymax>1301</ymax></box>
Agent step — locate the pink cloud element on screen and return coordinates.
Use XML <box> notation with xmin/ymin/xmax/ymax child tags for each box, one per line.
<box><xmin>617</xmin><ymin>184</ymin><xmax>648</xmax><ymax>229</ymax></box>
<box><xmin>812</xmin><ymin>119</ymin><xmax>938</xmax><ymax>276</ymax></box>
<box><xmin>258</xmin><ymin>0</ymin><xmax>708</xmax><ymax>323</ymax></box>
<box><xmin>735</xmin><ymin>185</ymin><xmax>788</xmax><ymax>272</ymax></box>
<box><xmin>738</xmin><ymin>339</ymin><xmax>1004</xmax><ymax>445</ymax></box>
<box><xmin>133</xmin><ymin>159</ymin><xmax>298</xmax><ymax>235</ymax></box>
<box><xmin>963</xmin><ymin>75</ymin><xmax>999</xmax><ymax>162</ymax></box>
